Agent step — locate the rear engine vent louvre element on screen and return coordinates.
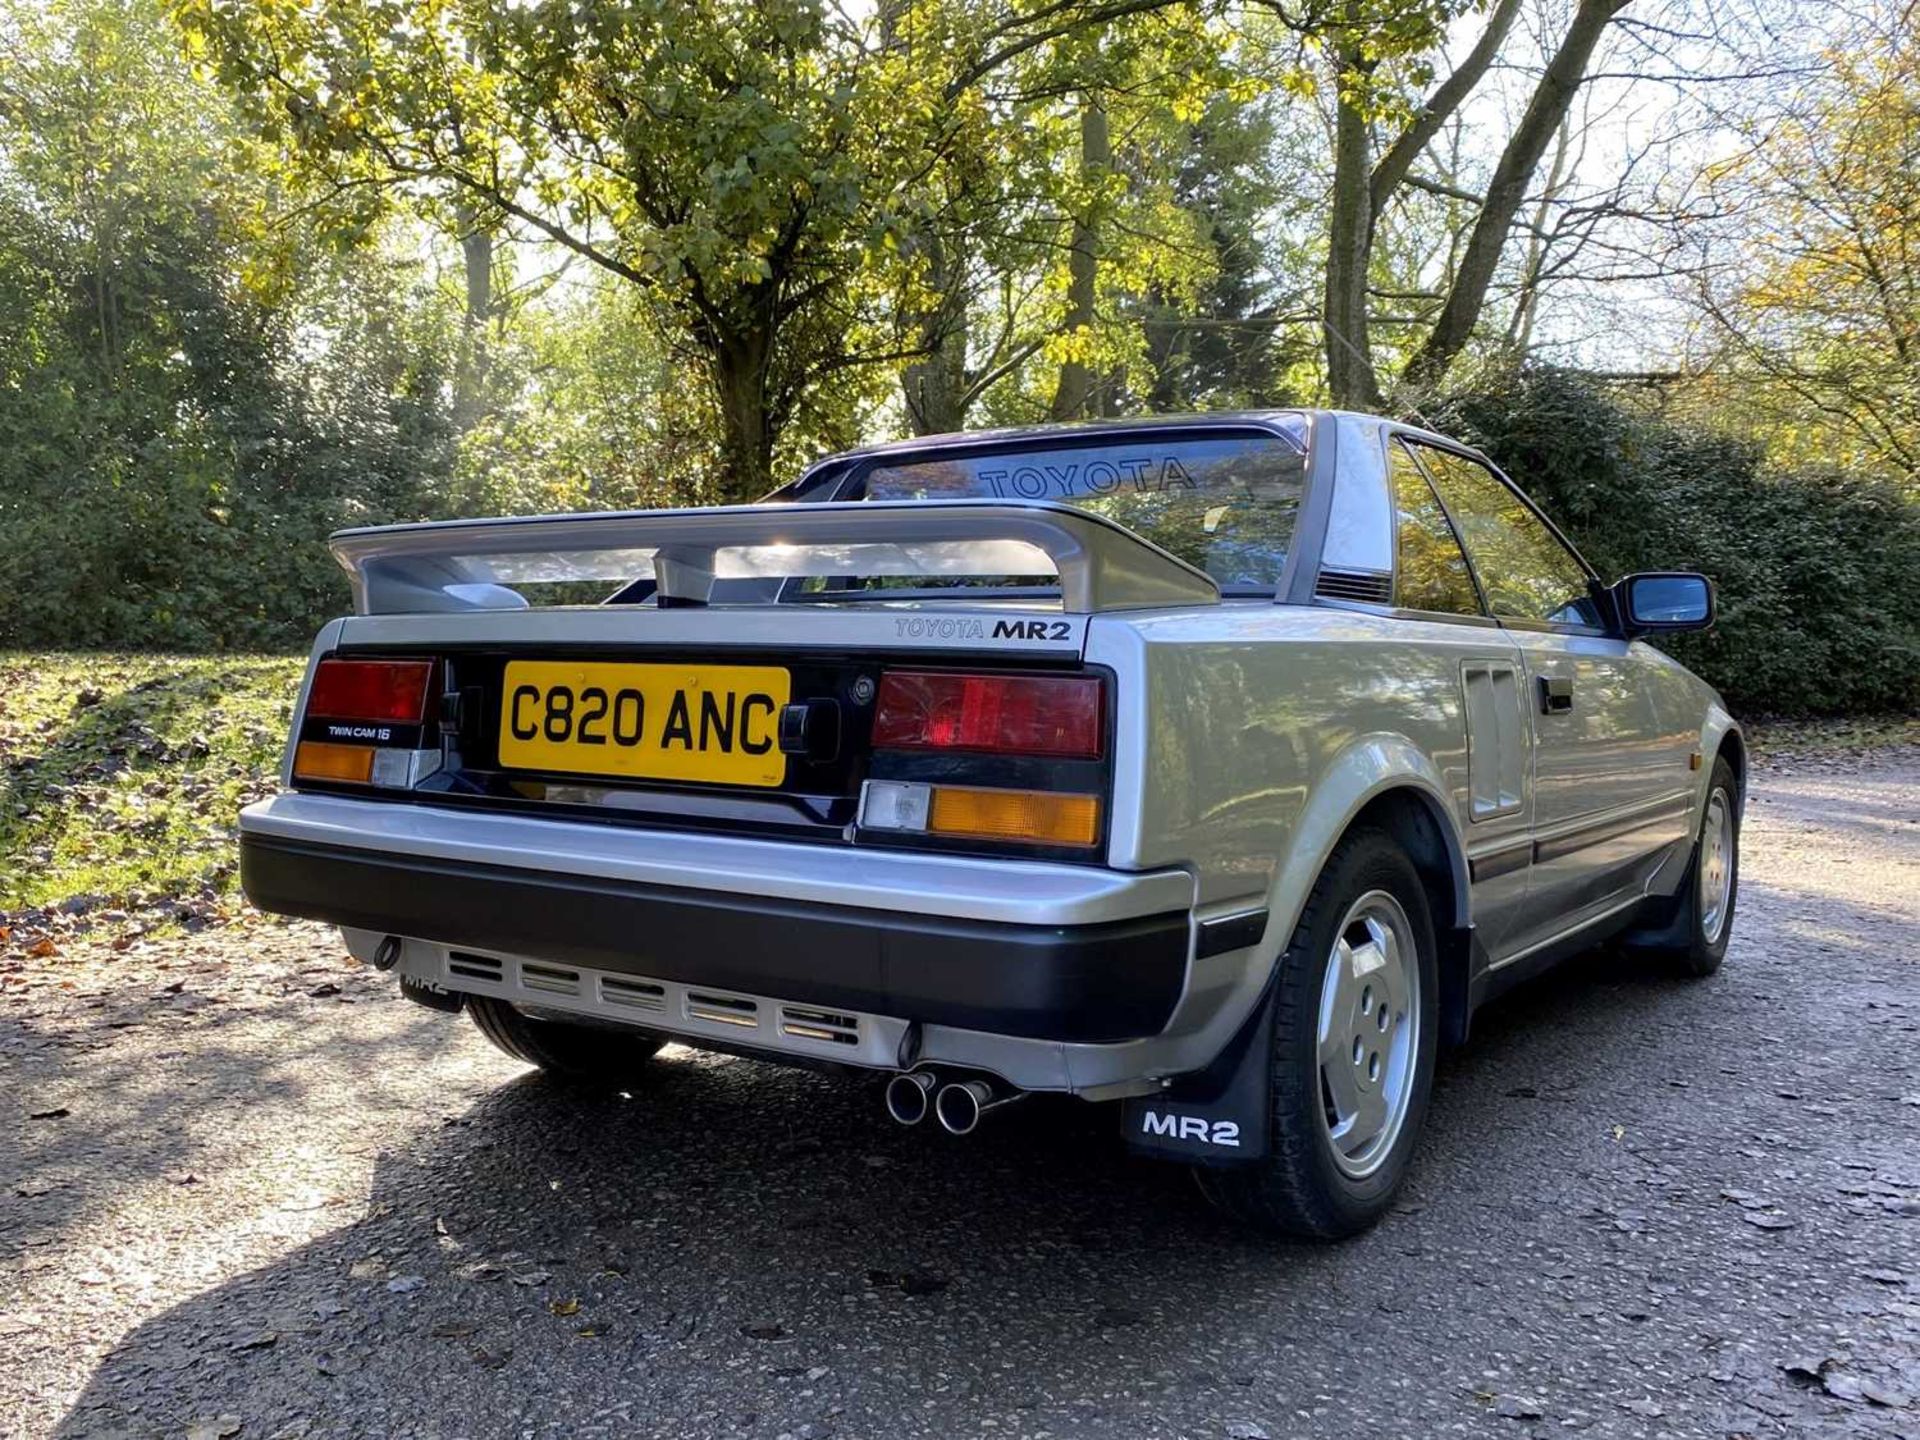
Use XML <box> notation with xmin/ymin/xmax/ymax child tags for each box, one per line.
<box><xmin>778</xmin><ymin>1006</ymin><xmax>860</xmax><ymax>1046</ymax></box>
<box><xmin>422</xmin><ymin>953</ymin><xmax>893</xmax><ymax>1064</ymax></box>
<box><xmin>1315</xmin><ymin>567</ymin><xmax>1394</xmax><ymax>605</ymax></box>
<box><xmin>520</xmin><ymin>962</ymin><xmax>582</xmax><ymax>997</ymax></box>
<box><xmin>448</xmin><ymin>953</ymin><xmax>505</xmax><ymax>984</ymax></box>
<box><xmin>599</xmin><ymin>976</ymin><xmax>667</xmax><ymax>1013</ymax></box>
<box><xmin>686</xmin><ymin>991</ymin><xmax>760</xmax><ymax>1029</ymax></box>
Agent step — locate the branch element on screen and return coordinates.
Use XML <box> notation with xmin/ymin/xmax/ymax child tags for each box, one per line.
<box><xmin>1371</xmin><ymin>0</ymin><xmax>1522</xmax><ymax>215</ymax></box>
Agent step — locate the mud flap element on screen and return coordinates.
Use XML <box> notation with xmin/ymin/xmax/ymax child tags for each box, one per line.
<box><xmin>1121</xmin><ymin>983</ymin><xmax>1274</xmax><ymax>1165</ymax></box>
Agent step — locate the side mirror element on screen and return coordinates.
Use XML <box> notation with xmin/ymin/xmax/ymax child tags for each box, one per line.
<box><xmin>1616</xmin><ymin>572</ymin><xmax>1714</xmax><ymax>634</ymax></box>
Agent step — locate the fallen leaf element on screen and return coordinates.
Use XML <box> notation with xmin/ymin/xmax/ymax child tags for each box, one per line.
<box><xmin>430</xmin><ymin>1321</ymin><xmax>478</xmax><ymax>1339</ymax></box>
<box><xmin>739</xmin><ymin>1322</ymin><xmax>788</xmax><ymax>1341</ymax></box>
<box><xmin>471</xmin><ymin>1345</ymin><xmax>511</xmax><ymax>1369</ymax></box>
<box><xmin>27</xmin><ymin>939</ymin><xmax>56</xmax><ymax>958</ymax></box>
<box><xmin>548</xmin><ymin>1298</ymin><xmax>580</xmax><ymax>1317</ymax></box>
<box><xmin>509</xmin><ymin>1268</ymin><xmax>551</xmax><ymax>1287</ymax></box>
<box><xmin>347</xmin><ymin>1256</ymin><xmax>386</xmax><ymax>1280</ymax></box>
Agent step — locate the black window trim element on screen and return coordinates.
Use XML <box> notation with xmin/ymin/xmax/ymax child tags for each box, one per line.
<box><xmin>1395</xmin><ymin>431</ymin><xmax>1618</xmax><ymax>639</ymax></box>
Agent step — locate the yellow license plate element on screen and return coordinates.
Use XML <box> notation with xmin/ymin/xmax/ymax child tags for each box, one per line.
<box><xmin>498</xmin><ymin>660</ymin><xmax>791</xmax><ymax>787</ymax></box>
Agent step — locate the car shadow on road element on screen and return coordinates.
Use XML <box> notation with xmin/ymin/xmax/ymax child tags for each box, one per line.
<box><xmin>48</xmin><ymin>935</ymin><xmax>1808</xmax><ymax>1440</ymax></box>
<box><xmin>1</xmin><ymin>983</ymin><xmax>469</xmax><ymax>1266</ymax></box>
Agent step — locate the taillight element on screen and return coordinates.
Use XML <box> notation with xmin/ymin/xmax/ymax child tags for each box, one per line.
<box><xmin>870</xmin><ymin>671</ymin><xmax>1102</xmax><ymax>759</ymax></box>
<box><xmin>294</xmin><ymin>658</ymin><xmax>436</xmax><ymax>787</ymax></box>
<box><xmin>306</xmin><ymin>659</ymin><xmax>434</xmax><ymax>724</ymax></box>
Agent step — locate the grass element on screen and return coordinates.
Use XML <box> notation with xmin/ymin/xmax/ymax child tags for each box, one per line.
<box><xmin>0</xmin><ymin>652</ymin><xmax>304</xmax><ymax>916</ymax></box>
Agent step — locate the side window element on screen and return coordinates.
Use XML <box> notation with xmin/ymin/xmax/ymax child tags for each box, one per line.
<box><xmin>1389</xmin><ymin>440</ymin><xmax>1482</xmax><ymax>616</ymax></box>
<box><xmin>1410</xmin><ymin>445</ymin><xmax>1604</xmax><ymax>628</ymax></box>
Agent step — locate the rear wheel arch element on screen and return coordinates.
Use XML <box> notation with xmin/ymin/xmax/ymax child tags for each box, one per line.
<box><xmin>1340</xmin><ymin>786</ymin><xmax>1473</xmax><ymax>1049</ymax></box>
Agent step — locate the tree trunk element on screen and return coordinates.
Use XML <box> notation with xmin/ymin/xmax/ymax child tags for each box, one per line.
<box><xmin>1400</xmin><ymin>0</ymin><xmax>1629</xmax><ymax>394</ymax></box>
<box><xmin>1050</xmin><ymin>96</ymin><xmax>1110</xmax><ymax>421</ymax></box>
<box><xmin>1322</xmin><ymin>37</ymin><xmax>1379</xmax><ymax>411</ymax></box>
<box><xmin>1368</xmin><ymin>0</ymin><xmax>1522</xmax><ymax>219</ymax></box>
<box><xmin>452</xmin><ymin>212</ymin><xmax>493</xmax><ymax>433</ymax></box>
<box><xmin>902</xmin><ymin>233</ymin><xmax>970</xmax><ymax>435</ymax></box>
<box><xmin>711</xmin><ymin>330</ymin><xmax>774</xmax><ymax>504</ymax></box>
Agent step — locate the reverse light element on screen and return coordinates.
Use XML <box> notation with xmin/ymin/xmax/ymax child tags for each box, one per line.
<box><xmin>306</xmin><ymin>658</ymin><xmax>434</xmax><ymax>724</ymax></box>
<box><xmin>861</xmin><ymin>780</ymin><xmax>1101</xmax><ymax>848</ymax></box>
<box><xmin>870</xmin><ymin>672</ymin><xmax>1103</xmax><ymax>759</ymax></box>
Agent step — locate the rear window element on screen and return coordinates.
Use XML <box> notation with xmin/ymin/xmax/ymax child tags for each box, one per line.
<box><xmin>853</xmin><ymin>429</ymin><xmax>1308</xmax><ymax>592</ymax></box>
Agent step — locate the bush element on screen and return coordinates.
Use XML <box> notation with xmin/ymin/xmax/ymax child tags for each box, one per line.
<box><xmin>1431</xmin><ymin>368</ymin><xmax>1920</xmax><ymax>717</ymax></box>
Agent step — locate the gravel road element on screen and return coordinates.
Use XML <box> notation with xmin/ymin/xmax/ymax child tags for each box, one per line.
<box><xmin>4</xmin><ymin>756</ymin><xmax>1917</xmax><ymax>1440</ymax></box>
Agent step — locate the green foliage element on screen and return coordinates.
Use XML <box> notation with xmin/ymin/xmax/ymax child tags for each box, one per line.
<box><xmin>0</xmin><ymin>652</ymin><xmax>303</xmax><ymax>911</ymax></box>
<box><xmin>1432</xmin><ymin>367</ymin><xmax>1920</xmax><ymax>717</ymax></box>
<box><xmin>0</xmin><ymin>0</ymin><xmax>461</xmax><ymax>650</ymax></box>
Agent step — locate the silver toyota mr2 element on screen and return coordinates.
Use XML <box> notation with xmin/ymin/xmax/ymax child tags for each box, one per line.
<box><xmin>240</xmin><ymin>411</ymin><xmax>1742</xmax><ymax>1237</ymax></box>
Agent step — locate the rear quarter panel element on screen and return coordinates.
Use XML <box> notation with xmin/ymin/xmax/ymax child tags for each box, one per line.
<box><xmin>1091</xmin><ymin>604</ymin><xmax>1483</xmax><ymax>930</ymax></box>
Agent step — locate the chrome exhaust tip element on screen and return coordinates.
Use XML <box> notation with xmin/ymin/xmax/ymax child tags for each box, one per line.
<box><xmin>934</xmin><ymin>1080</ymin><xmax>995</xmax><ymax>1136</ymax></box>
<box><xmin>884</xmin><ymin>1071</ymin><xmax>937</xmax><ymax>1126</ymax></box>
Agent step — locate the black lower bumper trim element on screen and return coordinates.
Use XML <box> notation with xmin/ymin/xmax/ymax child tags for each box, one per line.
<box><xmin>240</xmin><ymin>834</ymin><xmax>1189</xmax><ymax>1043</ymax></box>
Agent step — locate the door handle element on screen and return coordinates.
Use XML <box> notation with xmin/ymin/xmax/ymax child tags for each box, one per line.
<box><xmin>1538</xmin><ymin>675</ymin><xmax>1574</xmax><ymax>714</ymax></box>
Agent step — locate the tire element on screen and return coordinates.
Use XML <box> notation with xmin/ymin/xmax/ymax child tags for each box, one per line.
<box><xmin>1631</xmin><ymin>757</ymin><xmax>1740</xmax><ymax>977</ymax></box>
<box><xmin>466</xmin><ymin>994</ymin><xmax>668</xmax><ymax>1086</ymax></box>
<box><xmin>1197</xmin><ymin>827</ymin><xmax>1440</xmax><ymax>1239</ymax></box>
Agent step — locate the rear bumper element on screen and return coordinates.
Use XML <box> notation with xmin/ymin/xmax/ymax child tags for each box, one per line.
<box><xmin>238</xmin><ymin>794</ymin><xmax>1194</xmax><ymax>1044</ymax></box>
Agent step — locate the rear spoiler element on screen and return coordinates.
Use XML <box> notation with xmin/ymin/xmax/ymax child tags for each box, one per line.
<box><xmin>329</xmin><ymin>499</ymin><xmax>1221</xmax><ymax>616</ymax></box>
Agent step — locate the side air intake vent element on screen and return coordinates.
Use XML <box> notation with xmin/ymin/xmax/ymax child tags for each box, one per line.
<box><xmin>448</xmin><ymin>953</ymin><xmax>505</xmax><ymax>984</ymax></box>
<box><xmin>1315</xmin><ymin>567</ymin><xmax>1393</xmax><ymax>605</ymax></box>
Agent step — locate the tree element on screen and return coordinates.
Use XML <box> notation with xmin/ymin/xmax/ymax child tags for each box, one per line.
<box><xmin>1684</xmin><ymin>4</ymin><xmax>1919</xmax><ymax>483</ymax></box>
<box><xmin>0</xmin><ymin>0</ymin><xmax>460</xmax><ymax>649</ymax></box>
<box><xmin>1137</xmin><ymin>91</ymin><xmax>1301</xmax><ymax>410</ymax></box>
<box><xmin>1311</xmin><ymin>0</ymin><xmax>1633</xmax><ymax>406</ymax></box>
<box><xmin>180</xmin><ymin>0</ymin><xmax>1251</xmax><ymax>496</ymax></box>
